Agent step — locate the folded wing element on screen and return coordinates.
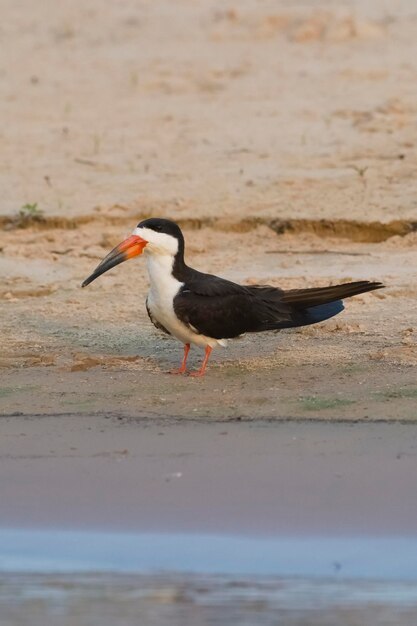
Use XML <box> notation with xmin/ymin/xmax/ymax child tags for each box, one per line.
<box><xmin>174</xmin><ymin>275</ymin><xmax>384</xmax><ymax>339</ymax></box>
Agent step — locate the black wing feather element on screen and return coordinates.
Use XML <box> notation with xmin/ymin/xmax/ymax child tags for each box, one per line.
<box><xmin>173</xmin><ymin>274</ymin><xmax>294</xmax><ymax>339</ymax></box>
<box><xmin>181</xmin><ymin>269</ymin><xmax>250</xmax><ymax>297</ymax></box>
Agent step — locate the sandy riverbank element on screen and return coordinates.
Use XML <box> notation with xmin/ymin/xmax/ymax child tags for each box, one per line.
<box><xmin>2</xmin><ymin>3</ymin><xmax>417</xmax><ymax>624</ymax></box>
<box><xmin>1</xmin><ymin>223</ymin><xmax>416</xmax><ymax>420</ymax></box>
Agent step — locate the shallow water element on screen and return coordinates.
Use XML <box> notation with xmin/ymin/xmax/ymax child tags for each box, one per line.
<box><xmin>1</xmin><ymin>529</ymin><xmax>417</xmax><ymax>625</ymax></box>
<box><xmin>1</xmin><ymin>529</ymin><xmax>417</xmax><ymax>580</ymax></box>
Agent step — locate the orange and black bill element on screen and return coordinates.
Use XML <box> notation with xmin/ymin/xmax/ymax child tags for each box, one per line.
<box><xmin>81</xmin><ymin>235</ymin><xmax>147</xmax><ymax>287</ymax></box>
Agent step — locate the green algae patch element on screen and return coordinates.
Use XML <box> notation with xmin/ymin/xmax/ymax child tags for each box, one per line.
<box><xmin>299</xmin><ymin>395</ymin><xmax>356</xmax><ymax>412</ymax></box>
<box><xmin>374</xmin><ymin>387</ymin><xmax>417</xmax><ymax>401</ymax></box>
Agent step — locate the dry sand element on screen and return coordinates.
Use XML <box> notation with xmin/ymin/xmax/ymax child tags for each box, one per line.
<box><xmin>2</xmin><ymin>0</ymin><xmax>417</xmax><ymax>224</ymax></box>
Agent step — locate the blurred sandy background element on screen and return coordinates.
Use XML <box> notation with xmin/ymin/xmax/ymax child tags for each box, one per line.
<box><xmin>2</xmin><ymin>0</ymin><xmax>417</xmax><ymax>223</ymax></box>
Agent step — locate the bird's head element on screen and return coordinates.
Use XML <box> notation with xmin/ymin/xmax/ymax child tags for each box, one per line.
<box><xmin>82</xmin><ymin>218</ymin><xmax>184</xmax><ymax>287</ymax></box>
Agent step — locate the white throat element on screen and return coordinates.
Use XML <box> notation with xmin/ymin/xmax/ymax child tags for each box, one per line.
<box><xmin>145</xmin><ymin>250</ymin><xmax>175</xmax><ymax>285</ymax></box>
<box><xmin>145</xmin><ymin>251</ymin><xmax>183</xmax><ymax>304</ymax></box>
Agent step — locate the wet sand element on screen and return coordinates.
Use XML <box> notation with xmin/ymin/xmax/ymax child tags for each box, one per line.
<box><xmin>1</xmin><ymin>417</ymin><xmax>417</xmax><ymax>535</ymax></box>
<box><xmin>3</xmin><ymin>573</ymin><xmax>417</xmax><ymax>626</ymax></box>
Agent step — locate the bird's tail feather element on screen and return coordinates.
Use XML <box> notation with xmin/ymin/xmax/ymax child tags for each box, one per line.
<box><xmin>299</xmin><ymin>300</ymin><xmax>345</xmax><ymax>326</ymax></box>
<box><xmin>281</xmin><ymin>280</ymin><xmax>384</xmax><ymax>309</ymax></box>
<box><xmin>268</xmin><ymin>280</ymin><xmax>384</xmax><ymax>329</ymax></box>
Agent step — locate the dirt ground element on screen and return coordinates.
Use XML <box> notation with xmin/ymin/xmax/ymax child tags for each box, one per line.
<box><xmin>1</xmin><ymin>0</ymin><xmax>417</xmax><ymax>421</ymax></box>
<box><xmin>1</xmin><ymin>223</ymin><xmax>416</xmax><ymax>420</ymax></box>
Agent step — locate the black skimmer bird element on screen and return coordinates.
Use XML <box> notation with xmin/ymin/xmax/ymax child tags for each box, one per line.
<box><xmin>82</xmin><ymin>218</ymin><xmax>384</xmax><ymax>377</ymax></box>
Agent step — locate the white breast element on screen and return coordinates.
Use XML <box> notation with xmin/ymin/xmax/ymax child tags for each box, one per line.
<box><xmin>144</xmin><ymin>252</ymin><xmax>226</xmax><ymax>348</ymax></box>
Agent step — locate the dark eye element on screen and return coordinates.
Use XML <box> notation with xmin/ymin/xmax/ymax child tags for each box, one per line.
<box><xmin>153</xmin><ymin>224</ymin><xmax>163</xmax><ymax>232</ymax></box>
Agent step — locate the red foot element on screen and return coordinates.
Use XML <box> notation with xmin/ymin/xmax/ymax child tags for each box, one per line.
<box><xmin>189</xmin><ymin>369</ymin><xmax>205</xmax><ymax>378</ymax></box>
<box><xmin>169</xmin><ymin>367</ymin><xmax>187</xmax><ymax>375</ymax></box>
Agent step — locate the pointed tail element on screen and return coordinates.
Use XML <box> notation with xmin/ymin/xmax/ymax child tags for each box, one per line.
<box><xmin>281</xmin><ymin>280</ymin><xmax>384</xmax><ymax>309</ymax></box>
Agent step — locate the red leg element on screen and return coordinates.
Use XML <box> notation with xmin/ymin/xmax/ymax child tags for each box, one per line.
<box><xmin>189</xmin><ymin>346</ymin><xmax>212</xmax><ymax>378</ymax></box>
<box><xmin>170</xmin><ymin>343</ymin><xmax>190</xmax><ymax>375</ymax></box>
